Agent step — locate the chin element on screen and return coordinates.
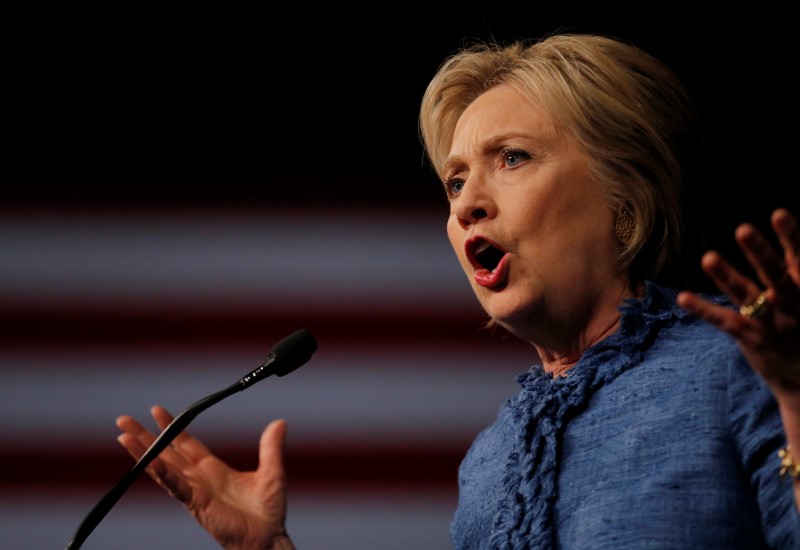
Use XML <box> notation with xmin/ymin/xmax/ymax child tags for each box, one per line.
<box><xmin>477</xmin><ymin>284</ymin><xmax>546</xmax><ymax>340</ymax></box>
<box><xmin>481</xmin><ymin>301</ymin><xmax>534</xmax><ymax>333</ymax></box>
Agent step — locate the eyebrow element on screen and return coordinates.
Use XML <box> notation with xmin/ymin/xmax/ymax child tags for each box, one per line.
<box><xmin>442</xmin><ymin>132</ymin><xmax>534</xmax><ymax>175</ymax></box>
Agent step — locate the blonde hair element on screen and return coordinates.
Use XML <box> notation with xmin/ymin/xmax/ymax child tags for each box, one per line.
<box><xmin>419</xmin><ymin>33</ymin><xmax>707</xmax><ymax>287</ymax></box>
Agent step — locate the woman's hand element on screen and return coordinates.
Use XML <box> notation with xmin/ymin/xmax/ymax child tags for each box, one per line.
<box><xmin>677</xmin><ymin>207</ymin><xmax>800</xmax><ymax>506</ymax></box>
<box><xmin>677</xmin><ymin>208</ymin><xmax>800</xmax><ymax>396</ymax></box>
<box><xmin>116</xmin><ymin>405</ymin><xmax>295</xmax><ymax>550</ymax></box>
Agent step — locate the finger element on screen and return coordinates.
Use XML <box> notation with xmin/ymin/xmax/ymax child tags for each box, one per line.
<box><xmin>117</xmin><ymin>408</ymin><xmax>183</xmax><ymax>467</ymax></box>
<box><xmin>772</xmin><ymin>208</ymin><xmax>800</xmax><ymax>292</ymax></box>
<box><xmin>772</xmin><ymin>208</ymin><xmax>800</xmax><ymax>257</ymax></box>
<box><xmin>116</xmin><ymin>414</ymin><xmax>159</xmax><ymax>450</ymax></box>
<box><xmin>116</xmin><ymin>422</ymin><xmax>186</xmax><ymax>495</ymax></box>
<box><xmin>116</xmin><ymin>429</ymin><xmax>149</xmax><ymax>461</ymax></box>
<box><xmin>151</xmin><ymin>405</ymin><xmax>175</xmax><ymax>431</ymax></box>
<box><xmin>699</xmin><ymin>251</ymin><xmax>759</xmax><ymax>306</ymax></box>
<box><xmin>677</xmin><ymin>290</ymin><xmax>764</xmax><ymax>346</ymax></box>
<box><xmin>116</xmin><ymin>415</ymin><xmax>168</xmax><ymax>476</ymax></box>
<box><xmin>678</xmin><ymin>291</ymin><xmax>743</xmax><ymax>332</ymax></box>
<box><xmin>258</xmin><ymin>419</ymin><xmax>287</xmax><ymax>476</ymax></box>
<box><xmin>735</xmin><ymin>222</ymin><xmax>786</xmax><ymax>294</ymax></box>
<box><xmin>150</xmin><ymin>405</ymin><xmax>214</xmax><ymax>460</ymax></box>
<box><xmin>117</xmin><ymin>410</ymin><xmax>190</xmax><ymax>473</ymax></box>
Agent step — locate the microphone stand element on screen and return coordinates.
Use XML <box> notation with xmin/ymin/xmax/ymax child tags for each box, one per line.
<box><xmin>65</xmin><ymin>328</ymin><xmax>317</xmax><ymax>550</ymax></box>
<box><xmin>65</xmin><ymin>382</ymin><xmax>239</xmax><ymax>549</ymax></box>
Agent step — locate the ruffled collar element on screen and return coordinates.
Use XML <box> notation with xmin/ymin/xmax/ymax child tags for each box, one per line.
<box><xmin>486</xmin><ymin>281</ymin><xmax>699</xmax><ymax>550</ymax></box>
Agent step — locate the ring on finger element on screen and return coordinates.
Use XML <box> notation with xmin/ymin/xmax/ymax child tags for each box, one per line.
<box><xmin>739</xmin><ymin>292</ymin><xmax>769</xmax><ymax>319</ymax></box>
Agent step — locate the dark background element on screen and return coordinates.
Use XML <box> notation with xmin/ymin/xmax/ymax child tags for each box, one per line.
<box><xmin>2</xmin><ymin>9</ymin><xmax>796</xmax><ymax>549</ymax></box>
<box><xmin>4</xmin><ymin>8</ymin><xmax>795</xmax><ymax>275</ymax></box>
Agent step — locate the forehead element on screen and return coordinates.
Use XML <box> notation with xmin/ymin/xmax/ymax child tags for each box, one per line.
<box><xmin>446</xmin><ymin>84</ymin><xmax>560</xmax><ymax>162</ymax></box>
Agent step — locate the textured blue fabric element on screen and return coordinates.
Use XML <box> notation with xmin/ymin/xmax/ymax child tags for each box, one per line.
<box><xmin>451</xmin><ymin>282</ymin><xmax>800</xmax><ymax>549</ymax></box>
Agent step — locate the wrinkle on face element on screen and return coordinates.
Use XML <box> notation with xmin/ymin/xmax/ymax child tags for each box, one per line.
<box><xmin>444</xmin><ymin>83</ymin><xmax>632</xmax><ymax>363</ymax></box>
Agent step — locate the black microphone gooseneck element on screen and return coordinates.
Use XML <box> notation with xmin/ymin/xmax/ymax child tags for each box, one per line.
<box><xmin>65</xmin><ymin>328</ymin><xmax>318</xmax><ymax>550</ymax></box>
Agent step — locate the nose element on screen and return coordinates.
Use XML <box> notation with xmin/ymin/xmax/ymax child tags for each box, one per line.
<box><xmin>453</xmin><ymin>175</ymin><xmax>496</xmax><ymax>229</ymax></box>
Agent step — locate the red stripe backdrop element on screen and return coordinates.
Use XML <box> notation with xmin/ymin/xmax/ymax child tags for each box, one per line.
<box><xmin>3</xmin><ymin>11</ymin><xmax>790</xmax><ymax>549</ymax></box>
<box><xmin>0</xmin><ymin>204</ymin><xmax>534</xmax><ymax>549</ymax></box>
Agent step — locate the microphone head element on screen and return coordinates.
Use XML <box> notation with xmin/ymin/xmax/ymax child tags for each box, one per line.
<box><xmin>269</xmin><ymin>329</ymin><xmax>318</xmax><ymax>376</ymax></box>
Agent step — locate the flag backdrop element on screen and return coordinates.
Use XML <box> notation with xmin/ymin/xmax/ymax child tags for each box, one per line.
<box><xmin>2</xmin><ymin>10</ymin><xmax>790</xmax><ymax>549</ymax></box>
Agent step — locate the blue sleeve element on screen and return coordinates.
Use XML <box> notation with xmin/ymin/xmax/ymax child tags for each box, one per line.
<box><xmin>726</xmin><ymin>344</ymin><xmax>800</xmax><ymax>548</ymax></box>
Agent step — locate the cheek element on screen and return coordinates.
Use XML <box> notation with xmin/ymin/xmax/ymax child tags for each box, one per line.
<box><xmin>446</xmin><ymin>216</ymin><xmax>469</xmax><ymax>266</ymax></box>
<box><xmin>446</xmin><ymin>216</ymin><xmax>459</xmax><ymax>251</ymax></box>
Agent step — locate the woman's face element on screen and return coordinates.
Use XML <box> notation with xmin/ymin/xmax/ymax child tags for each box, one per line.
<box><xmin>443</xmin><ymin>83</ymin><xmax>628</xmax><ymax>344</ymax></box>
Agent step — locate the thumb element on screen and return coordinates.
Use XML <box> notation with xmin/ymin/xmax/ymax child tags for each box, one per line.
<box><xmin>258</xmin><ymin>419</ymin><xmax>288</xmax><ymax>474</ymax></box>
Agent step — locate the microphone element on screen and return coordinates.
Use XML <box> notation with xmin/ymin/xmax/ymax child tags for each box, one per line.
<box><xmin>65</xmin><ymin>328</ymin><xmax>318</xmax><ymax>550</ymax></box>
<box><xmin>241</xmin><ymin>327</ymin><xmax>318</xmax><ymax>382</ymax></box>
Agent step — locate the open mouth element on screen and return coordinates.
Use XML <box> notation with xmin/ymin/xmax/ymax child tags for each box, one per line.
<box><xmin>467</xmin><ymin>238</ymin><xmax>505</xmax><ymax>271</ymax></box>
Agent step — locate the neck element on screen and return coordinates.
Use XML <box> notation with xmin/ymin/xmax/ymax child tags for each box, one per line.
<box><xmin>533</xmin><ymin>281</ymin><xmax>644</xmax><ymax>377</ymax></box>
<box><xmin>537</xmin><ymin>316</ymin><xmax>622</xmax><ymax>377</ymax></box>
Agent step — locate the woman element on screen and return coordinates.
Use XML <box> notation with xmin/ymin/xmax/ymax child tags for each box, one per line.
<box><xmin>116</xmin><ymin>33</ymin><xmax>800</xmax><ymax>548</ymax></box>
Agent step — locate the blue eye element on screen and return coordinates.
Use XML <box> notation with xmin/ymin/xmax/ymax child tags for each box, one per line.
<box><xmin>503</xmin><ymin>149</ymin><xmax>530</xmax><ymax>168</ymax></box>
<box><xmin>443</xmin><ymin>178</ymin><xmax>465</xmax><ymax>198</ymax></box>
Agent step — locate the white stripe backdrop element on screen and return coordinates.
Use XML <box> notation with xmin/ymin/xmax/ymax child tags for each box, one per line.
<box><xmin>0</xmin><ymin>205</ymin><xmax>534</xmax><ymax>550</ymax></box>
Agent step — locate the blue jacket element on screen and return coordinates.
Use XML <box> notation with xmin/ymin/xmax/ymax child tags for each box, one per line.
<box><xmin>451</xmin><ymin>282</ymin><xmax>799</xmax><ymax>549</ymax></box>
